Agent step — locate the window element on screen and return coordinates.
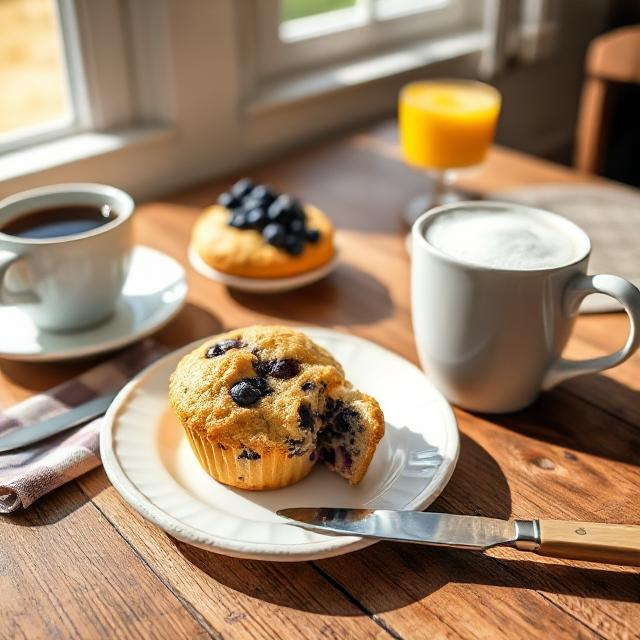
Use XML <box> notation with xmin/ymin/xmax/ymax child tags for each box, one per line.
<box><xmin>0</xmin><ymin>0</ymin><xmax>77</xmax><ymax>151</ymax></box>
<box><xmin>1</xmin><ymin>1</ymin><xmax>489</xmax><ymax>197</ymax></box>
<box><xmin>0</xmin><ymin>0</ymin><xmax>175</xmax><ymax>192</ymax></box>
<box><xmin>253</xmin><ymin>0</ymin><xmax>475</xmax><ymax>80</ymax></box>
<box><xmin>2</xmin><ymin>2</ymin><xmax>557</xmax><ymax>200</ymax></box>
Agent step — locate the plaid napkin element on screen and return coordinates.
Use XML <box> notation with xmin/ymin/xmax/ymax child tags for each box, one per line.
<box><xmin>0</xmin><ymin>339</ymin><xmax>166</xmax><ymax>513</ymax></box>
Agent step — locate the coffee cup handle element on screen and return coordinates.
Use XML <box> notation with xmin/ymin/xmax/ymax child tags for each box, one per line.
<box><xmin>543</xmin><ymin>274</ymin><xmax>640</xmax><ymax>390</ymax></box>
<box><xmin>0</xmin><ymin>250</ymin><xmax>39</xmax><ymax>305</ymax></box>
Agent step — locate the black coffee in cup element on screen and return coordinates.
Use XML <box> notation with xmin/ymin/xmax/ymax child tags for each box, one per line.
<box><xmin>0</xmin><ymin>205</ymin><xmax>118</xmax><ymax>240</ymax></box>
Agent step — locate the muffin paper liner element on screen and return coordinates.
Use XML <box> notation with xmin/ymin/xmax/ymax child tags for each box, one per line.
<box><xmin>184</xmin><ymin>429</ymin><xmax>315</xmax><ymax>490</ymax></box>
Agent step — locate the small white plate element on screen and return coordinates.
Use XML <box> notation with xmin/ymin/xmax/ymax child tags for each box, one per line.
<box><xmin>188</xmin><ymin>244</ymin><xmax>340</xmax><ymax>293</ymax></box>
<box><xmin>0</xmin><ymin>246</ymin><xmax>187</xmax><ymax>362</ymax></box>
<box><xmin>101</xmin><ymin>328</ymin><xmax>459</xmax><ymax>561</ymax></box>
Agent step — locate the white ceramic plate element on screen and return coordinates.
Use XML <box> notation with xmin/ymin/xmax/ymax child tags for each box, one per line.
<box><xmin>101</xmin><ymin>328</ymin><xmax>459</xmax><ymax>561</ymax></box>
<box><xmin>188</xmin><ymin>244</ymin><xmax>340</xmax><ymax>293</ymax></box>
<box><xmin>0</xmin><ymin>246</ymin><xmax>187</xmax><ymax>362</ymax></box>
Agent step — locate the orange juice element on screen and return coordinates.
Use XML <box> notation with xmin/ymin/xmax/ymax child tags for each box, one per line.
<box><xmin>399</xmin><ymin>80</ymin><xmax>501</xmax><ymax>170</ymax></box>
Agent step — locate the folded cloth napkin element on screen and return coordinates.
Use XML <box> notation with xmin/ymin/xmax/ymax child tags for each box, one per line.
<box><xmin>0</xmin><ymin>339</ymin><xmax>167</xmax><ymax>513</ymax></box>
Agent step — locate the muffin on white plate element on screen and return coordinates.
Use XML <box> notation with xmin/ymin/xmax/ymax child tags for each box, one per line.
<box><xmin>169</xmin><ymin>325</ymin><xmax>384</xmax><ymax>490</ymax></box>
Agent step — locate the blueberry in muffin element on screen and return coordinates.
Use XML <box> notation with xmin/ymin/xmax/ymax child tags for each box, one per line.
<box><xmin>169</xmin><ymin>325</ymin><xmax>384</xmax><ymax>490</ymax></box>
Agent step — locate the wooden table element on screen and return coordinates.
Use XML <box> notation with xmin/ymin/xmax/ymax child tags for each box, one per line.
<box><xmin>2</xmin><ymin>122</ymin><xmax>639</xmax><ymax>640</ymax></box>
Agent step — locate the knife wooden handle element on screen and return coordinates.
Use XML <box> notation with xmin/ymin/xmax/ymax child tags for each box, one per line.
<box><xmin>536</xmin><ymin>519</ymin><xmax>640</xmax><ymax>566</ymax></box>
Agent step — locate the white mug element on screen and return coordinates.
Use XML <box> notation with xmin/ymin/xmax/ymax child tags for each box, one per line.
<box><xmin>411</xmin><ymin>201</ymin><xmax>640</xmax><ymax>413</ymax></box>
<box><xmin>0</xmin><ymin>183</ymin><xmax>134</xmax><ymax>332</ymax></box>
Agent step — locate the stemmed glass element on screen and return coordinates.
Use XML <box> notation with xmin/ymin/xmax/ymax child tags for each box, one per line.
<box><xmin>399</xmin><ymin>79</ymin><xmax>502</xmax><ymax>224</ymax></box>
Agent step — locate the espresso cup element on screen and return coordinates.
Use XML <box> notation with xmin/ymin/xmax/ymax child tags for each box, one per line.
<box><xmin>411</xmin><ymin>201</ymin><xmax>640</xmax><ymax>413</ymax></box>
<box><xmin>0</xmin><ymin>183</ymin><xmax>134</xmax><ymax>332</ymax></box>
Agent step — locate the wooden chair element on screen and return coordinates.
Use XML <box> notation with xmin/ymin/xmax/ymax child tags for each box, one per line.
<box><xmin>574</xmin><ymin>25</ymin><xmax>640</xmax><ymax>174</ymax></box>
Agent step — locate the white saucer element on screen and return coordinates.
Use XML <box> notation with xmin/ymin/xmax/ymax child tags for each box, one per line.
<box><xmin>0</xmin><ymin>246</ymin><xmax>187</xmax><ymax>362</ymax></box>
<box><xmin>188</xmin><ymin>244</ymin><xmax>340</xmax><ymax>293</ymax></box>
<box><xmin>101</xmin><ymin>328</ymin><xmax>459</xmax><ymax>561</ymax></box>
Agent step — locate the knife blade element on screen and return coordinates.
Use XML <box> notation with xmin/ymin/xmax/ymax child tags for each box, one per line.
<box><xmin>278</xmin><ymin>508</ymin><xmax>521</xmax><ymax>550</ymax></box>
<box><xmin>0</xmin><ymin>392</ymin><xmax>118</xmax><ymax>453</ymax></box>
<box><xmin>277</xmin><ymin>508</ymin><xmax>640</xmax><ymax>566</ymax></box>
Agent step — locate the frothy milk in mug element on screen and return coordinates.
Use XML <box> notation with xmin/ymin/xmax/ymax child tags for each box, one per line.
<box><xmin>424</xmin><ymin>208</ymin><xmax>581</xmax><ymax>270</ymax></box>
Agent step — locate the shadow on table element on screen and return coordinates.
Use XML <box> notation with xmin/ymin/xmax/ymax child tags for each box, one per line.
<box><xmin>229</xmin><ymin>262</ymin><xmax>393</xmax><ymax>325</ymax></box>
<box><xmin>317</xmin><ymin>543</ymin><xmax>640</xmax><ymax>607</ymax></box>
<box><xmin>153</xmin><ymin>302</ymin><xmax>223</xmax><ymax>349</ymax></box>
<box><xmin>429</xmin><ymin>433</ymin><xmax>512</xmax><ymax>519</ymax></box>
<box><xmin>484</xmin><ymin>377</ymin><xmax>639</xmax><ymax>467</ymax></box>
<box><xmin>176</xmin><ymin>430</ymin><xmax>636</xmax><ymax>609</ymax></box>
<box><xmin>178</xmin><ymin>434</ymin><xmax>640</xmax><ymax>615</ymax></box>
<box><xmin>0</xmin><ymin>302</ymin><xmax>222</xmax><ymax>393</ymax></box>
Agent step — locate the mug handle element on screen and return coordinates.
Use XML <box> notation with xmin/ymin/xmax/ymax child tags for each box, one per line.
<box><xmin>543</xmin><ymin>274</ymin><xmax>640</xmax><ymax>390</ymax></box>
<box><xmin>0</xmin><ymin>250</ymin><xmax>39</xmax><ymax>305</ymax></box>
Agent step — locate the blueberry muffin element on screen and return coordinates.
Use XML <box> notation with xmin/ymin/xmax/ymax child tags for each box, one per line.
<box><xmin>168</xmin><ymin>326</ymin><xmax>384</xmax><ymax>490</ymax></box>
<box><xmin>191</xmin><ymin>179</ymin><xmax>335</xmax><ymax>279</ymax></box>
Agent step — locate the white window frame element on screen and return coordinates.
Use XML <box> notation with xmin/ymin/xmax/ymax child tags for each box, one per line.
<box><xmin>0</xmin><ymin>0</ymin><xmax>176</xmax><ymax>197</ymax></box>
<box><xmin>0</xmin><ymin>0</ymin><xmax>83</xmax><ymax>154</ymax></box>
<box><xmin>252</xmin><ymin>0</ymin><xmax>476</xmax><ymax>79</ymax></box>
<box><xmin>1</xmin><ymin>1</ymin><xmax>556</xmax><ymax>200</ymax></box>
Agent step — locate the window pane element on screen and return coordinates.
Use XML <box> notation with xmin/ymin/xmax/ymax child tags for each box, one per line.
<box><xmin>281</xmin><ymin>0</ymin><xmax>357</xmax><ymax>23</ymax></box>
<box><xmin>0</xmin><ymin>0</ymin><xmax>71</xmax><ymax>135</ymax></box>
<box><xmin>375</xmin><ymin>0</ymin><xmax>449</xmax><ymax>21</ymax></box>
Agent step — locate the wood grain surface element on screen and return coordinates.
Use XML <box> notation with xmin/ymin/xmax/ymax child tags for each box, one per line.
<box><xmin>1</xmin><ymin>121</ymin><xmax>638</xmax><ymax>640</ymax></box>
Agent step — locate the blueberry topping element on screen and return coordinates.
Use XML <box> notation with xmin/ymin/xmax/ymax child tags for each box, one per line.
<box><xmin>230</xmin><ymin>377</ymin><xmax>272</xmax><ymax>407</ymax></box>
<box><xmin>218</xmin><ymin>192</ymin><xmax>239</xmax><ymax>209</ymax></box>
<box><xmin>262</xmin><ymin>223</ymin><xmax>286</xmax><ymax>247</ymax></box>
<box><xmin>205</xmin><ymin>339</ymin><xmax>244</xmax><ymax>358</ymax></box>
<box><xmin>306</xmin><ymin>229</ymin><xmax>320</xmax><ymax>243</ymax></box>
<box><xmin>229</xmin><ymin>212</ymin><xmax>247</xmax><ymax>228</ymax></box>
<box><xmin>298</xmin><ymin>403</ymin><xmax>314</xmax><ymax>431</ymax></box>
<box><xmin>289</xmin><ymin>219</ymin><xmax>304</xmax><ymax>234</ymax></box>
<box><xmin>301</xmin><ymin>381</ymin><xmax>315</xmax><ymax>391</ymax></box>
<box><xmin>291</xmin><ymin>205</ymin><xmax>306</xmax><ymax>222</ymax></box>
<box><xmin>284</xmin><ymin>235</ymin><xmax>304</xmax><ymax>256</ymax></box>
<box><xmin>231</xmin><ymin>178</ymin><xmax>254</xmax><ymax>199</ymax></box>
<box><xmin>246</xmin><ymin>207</ymin><xmax>267</xmax><ymax>229</ymax></box>
<box><xmin>242</xmin><ymin>197</ymin><xmax>264</xmax><ymax>213</ymax></box>
<box><xmin>238</xmin><ymin>448</ymin><xmax>261</xmax><ymax>460</ymax></box>
<box><xmin>224</xmin><ymin>180</ymin><xmax>320</xmax><ymax>255</ymax></box>
<box><xmin>250</xmin><ymin>185</ymin><xmax>276</xmax><ymax>205</ymax></box>
<box><xmin>272</xmin><ymin>193</ymin><xmax>295</xmax><ymax>211</ymax></box>
<box><xmin>266</xmin><ymin>197</ymin><xmax>291</xmax><ymax>223</ymax></box>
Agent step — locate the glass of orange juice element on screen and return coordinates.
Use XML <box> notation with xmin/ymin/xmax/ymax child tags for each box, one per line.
<box><xmin>399</xmin><ymin>79</ymin><xmax>501</xmax><ymax>224</ymax></box>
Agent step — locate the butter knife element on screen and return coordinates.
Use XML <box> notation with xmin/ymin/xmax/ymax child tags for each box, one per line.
<box><xmin>0</xmin><ymin>392</ymin><xmax>118</xmax><ymax>453</ymax></box>
<box><xmin>278</xmin><ymin>508</ymin><xmax>640</xmax><ymax>567</ymax></box>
